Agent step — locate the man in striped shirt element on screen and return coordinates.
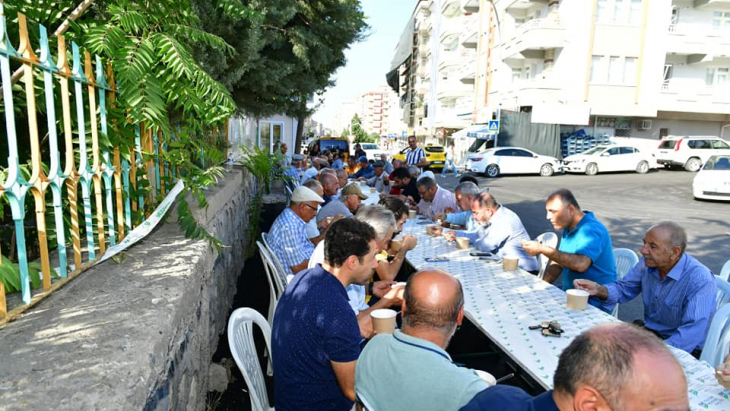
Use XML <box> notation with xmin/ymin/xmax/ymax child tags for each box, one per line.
<box><xmin>405</xmin><ymin>136</ymin><xmax>429</xmax><ymax>170</ymax></box>
<box><xmin>574</xmin><ymin>221</ymin><xmax>717</xmax><ymax>356</ymax></box>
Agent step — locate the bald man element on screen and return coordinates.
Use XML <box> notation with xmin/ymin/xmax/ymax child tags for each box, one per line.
<box><xmin>320</xmin><ymin>172</ymin><xmax>340</xmax><ymax>205</ymax></box>
<box><xmin>355</xmin><ymin>269</ymin><xmax>492</xmax><ymax>410</ymax></box>
<box><xmin>462</xmin><ymin>323</ymin><xmax>689</xmax><ymax>411</ymax></box>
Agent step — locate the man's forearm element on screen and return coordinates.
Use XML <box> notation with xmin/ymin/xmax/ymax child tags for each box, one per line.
<box><xmin>542</xmin><ymin>246</ymin><xmax>592</xmax><ymax>273</ymax></box>
<box><xmin>542</xmin><ymin>263</ymin><xmax>563</xmax><ymax>283</ymax></box>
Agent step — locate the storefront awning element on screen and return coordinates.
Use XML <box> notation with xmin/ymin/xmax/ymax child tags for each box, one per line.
<box><xmin>452</xmin><ymin>124</ymin><xmax>496</xmax><ymax>140</ymax></box>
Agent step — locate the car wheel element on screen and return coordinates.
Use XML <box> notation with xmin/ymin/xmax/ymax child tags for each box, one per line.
<box><xmin>585</xmin><ymin>163</ymin><xmax>598</xmax><ymax>176</ymax></box>
<box><xmin>486</xmin><ymin>164</ymin><xmax>500</xmax><ymax>178</ymax></box>
<box><xmin>539</xmin><ymin>163</ymin><xmax>554</xmax><ymax>177</ymax></box>
<box><xmin>636</xmin><ymin>160</ymin><xmax>649</xmax><ymax>174</ymax></box>
<box><xmin>684</xmin><ymin>157</ymin><xmax>702</xmax><ymax>172</ymax></box>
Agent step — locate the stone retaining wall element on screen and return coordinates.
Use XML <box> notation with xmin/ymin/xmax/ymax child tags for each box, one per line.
<box><xmin>0</xmin><ymin>167</ymin><xmax>256</xmax><ymax>411</ymax></box>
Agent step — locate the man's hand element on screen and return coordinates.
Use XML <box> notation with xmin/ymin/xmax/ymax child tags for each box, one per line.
<box><xmin>402</xmin><ymin>234</ymin><xmax>418</xmax><ymax>251</ymax></box>
<box><xmin>318</xmin><ymin>214</ymin><xmax>344</xmax><ymax>230</ymax></box>
<box><xmin>443</xmin><ymin>207</ymin><xmax>455</xmax><ymax>214</ymax></box>
<box><xmin>372</xmin><ymin>281</ymin><xmax>396</xmax><ymax>298</ymax></box>
<box><xmin>382</xmin><ymin>285</ymin><xmax>404</xmax><ymax>305</ymax></box>
<box><xmin>444</xmin><ymin>231</ymin><xmax>456</xmax><ymax>242</ymax></box>
<box><xmin>521</xmin><ymin>240</ymin><xmax>545</xmax><ymax>256</ymax></box>
<box><xmin>430</xmin><ymin>225</ymin><xmax>444</xmax><ymax>236</ymax></box>
<box><xmin>434</xmin><ymin>212</ymin><xmax>446</xmax><ymax>222</ymax></box>
<box><xmin>573</xmin><ymin>279</ymin><xmax>608</xmax><ymax>300</ymax></box>
<box><xmin>716</xmin><ymin>353</ymin><xmax>730</xmax><ymax>389</ymax></box>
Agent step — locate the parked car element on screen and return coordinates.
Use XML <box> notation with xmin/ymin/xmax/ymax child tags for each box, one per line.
<box><xmin>562</xmin><ymin>145</ymin><xmax>657</xmax><ymax>175</ymax></box>
<box><xmin>359</xmin><ymin>143</ymin><xmax>389</xmax><ymax>161</ymax></box>
<box><xmin>693</xmin><ymin>155</ymin><xmax>730</xmax><ymax>201</ymax></box>
<box><xmin>655</xmin><ymin>136</ymin><xmax>730</xmax><ymax>172</ymax></box>
<box><xmin>465</xmin><ymin>147</ymin><xmax>560</xmax><ymax>177</ymax></box>
<box><xmin>392</xmin><ymin>144</ymin><xmax>447</xmax><ymax>170</ymax></box>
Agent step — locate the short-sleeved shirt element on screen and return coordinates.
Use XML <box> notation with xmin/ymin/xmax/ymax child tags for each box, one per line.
<box><xmin>317</xmin><ymin>199</ymin><xmax>353</xmax><ymax>223</ymax></box>
<box><xmin>459</xmin><ymin>387</ymin><xmax>559</xmax><ymax>411</ymax></box>
<box><xmin>307</xmin><ymin>241</ymin><xmax>369</xmax><ymax>314</ymax></box>
<box><xmin>268</xmin><ymin>208</ymin><xmax>315</xmax><ymax>277</ymax></box>
<box><xmin>272</xmin><ymin>265</ymin><xmax>361</xmax><ymax>411</ymax></box>
<box><xmin>417</xmin><ymin>186</ymin><xmax>459</xmax><ymax>220</ymax></box>
<box><xmin>401</xmin><ymin>178</ymin><xmax>421</xmax><ymax>204</ymax></box>
<box><xmin>405</xmin><ymin>147</ymin><xmax>427</xmax><ymax>167</ymax></box>
<box><xmin>356</xmin><ymin>330</ymin><xmax>489</xmax><ymax>410</ymax></box>
<box><xmin>558</xmin><ymin>212</ymin><xmax>616</xmax><ymax>305</ymax></box>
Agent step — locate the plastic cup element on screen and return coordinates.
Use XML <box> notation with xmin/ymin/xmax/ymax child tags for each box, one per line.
<box><xmin>503</xmin><ymin>258</ymin><xmax>519</xmax><ymax>271</ymax></box>
<box><xmin>408</xmin><ymin>209</ymin><xmax>417</xmax><ymax>219</ymax></box>
<box><xmin>456</xmin><ymin>237</ymin><xmax>470</xmax><ymax>249</ymax></box>
<box><xmin>567</xmin><ymin>289</ymin><xmax>590</xmax><ymax>311</ymax></box>
<box><xmin>371</xmin><ymin>309</ymin><xmax>397</xmax><ymax>334</ymax></box>
<box><xmin>369</xmin><ymin>187</ymin><xmax>376</xmax><ymax>193</ymax></box>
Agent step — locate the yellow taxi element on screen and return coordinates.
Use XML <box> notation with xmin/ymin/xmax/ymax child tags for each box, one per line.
<box><xmin>392</xmin><ymin>144</ymin><xmax>446</xmax><ymax>170</ymax></box>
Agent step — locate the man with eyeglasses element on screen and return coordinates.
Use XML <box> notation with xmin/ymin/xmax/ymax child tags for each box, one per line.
<box><xmin>268</xmin><ymin>186</ymin><xmax>333</xmax><ymax>277</ymax></box>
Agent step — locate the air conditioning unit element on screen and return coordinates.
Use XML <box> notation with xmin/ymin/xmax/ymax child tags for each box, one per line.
<box><xmin>638</xmin><ymin>120</ymin><xmax>652</xmax><ymax>130</ymax></box>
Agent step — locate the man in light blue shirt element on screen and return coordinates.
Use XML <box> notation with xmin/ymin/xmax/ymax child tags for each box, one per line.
<box><xmin>574</xmin><ymin>222</ymin><xmax>716</xmax><ymax>355</ymax></box>
<box><xmin>434</xmin><ymin>182</ymin><xmax>480</xmax><ymax>232</ymax></box>
<box><xmin>355</xmin><ymin>269</ymin><xmax>492</xmax><ymax>410</ymax></box>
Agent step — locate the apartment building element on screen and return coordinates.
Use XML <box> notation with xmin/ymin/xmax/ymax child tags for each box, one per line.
<box><xmin>333</xmin><ymin>86</ymin><xmax>406</xmax><ymax>137</ymax></box>
<box><xmin>475</xmin><ymin>0</ymin><xmax>730</xmax><ymax>140</ymax></box>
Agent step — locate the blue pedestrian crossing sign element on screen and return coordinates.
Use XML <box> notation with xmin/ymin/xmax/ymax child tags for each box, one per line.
<box><xmin>488</xmin><ymin>120</ymin><xmax>500</xmax><ymax>132</ymax></box>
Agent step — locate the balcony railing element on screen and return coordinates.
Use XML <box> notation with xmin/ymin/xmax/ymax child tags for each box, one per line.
<box><xmin>500</xmin><ymin>17</ymin><xmax>565</xmax><ymax>58</ymax></box>
<box><xmin>438</xmin><ymin>49</ymin><xmax>476</xmax><ymax>71</ymax></box>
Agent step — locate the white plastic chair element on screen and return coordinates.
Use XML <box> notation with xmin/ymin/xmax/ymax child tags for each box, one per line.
<box><xmin>611</xmin><ymin>248</ymin><xmax>640</xmax><ymax>317</ymax></box>
<box><xmin>701</xmin><ymin>302</ymin><xmax>730</xmax><ymax>368</ymax></box>
<box><xmin>356</xmin><ymin>390</ymin><xmax>377</xmax><ymax>411</ymax></box>
<box><xmin>227</xmin><ymin>308</ymin><xmax>275</xmax><ymax>411</ymax></box>
<box><xmin>256</xmin><ymin>241</ymin><xmax>280</xmax><ymax>326</ymax></box>
<box><xmin>716</xmin><ymin>275</ymin><xmax>730</xmax><ymax>309</ymax></box>
<box><xmin>720</xmin><ymin>259</ymin><xmax>730</xmax><ymax>282</ymax></box>
<box><xmin>261</xmin><ymin>232</ymin><xmax>288</xmax><ymax>295</ymax></box>
<box><xmin>535</xmin><ymin>232</ymin><xmax>559</xmax><ymax>280</ymax></box>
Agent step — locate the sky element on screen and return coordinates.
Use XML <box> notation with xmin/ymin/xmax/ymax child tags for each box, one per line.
<box><xmin>311</xmin><ymin>0</ymin><xmax>417</xmax><ymax>128</ymax></box>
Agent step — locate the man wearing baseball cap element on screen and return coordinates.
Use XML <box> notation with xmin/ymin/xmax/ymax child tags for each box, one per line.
<box><xmin>317</xmin><ymin>184</ymin><xmax>368</xmax><ymax>223</ymax></box>
<box><xmin>268</xmin><ymin>186</ymin><xmax>331</xmax><ymax>277</ymax></box>
<box><xmin>349</xmin><ymin>156</ymin><xmax>375</xmax><ymax>179</ymax></box>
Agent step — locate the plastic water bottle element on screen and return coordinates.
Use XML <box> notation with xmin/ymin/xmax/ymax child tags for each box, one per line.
<box><xmin>226</xmin><ymin>151</ymin><xmax>234</xmax><ymax>172</ymax></box>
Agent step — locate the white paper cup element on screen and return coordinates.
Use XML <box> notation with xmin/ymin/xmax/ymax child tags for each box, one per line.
<box><xmin>475</xmin><ymin>370</ymin><xmax>496</xmax><ymax>386</ymax></box>
<box><xmin>408</xmin><ymin>209</ymin><xmax>417</xmax><ymax>219</ymax></box>
<box><xmin>567</xmin><ymin>289</ymin><xmax>590</xmax><ymax>311</ymax></box>
<box><xmin>369</xmin><ymin>187</ymin><xmax>376</xmax><ymax>193</ymax></box>
<box><xmin>371</xmin><ymin>309</ymin><xmax>397</xmax><ymax>334</ymax></box>
<box><xmin>503</xmin><ymin>258</ymin><xmax>519</xmax><ymax>271</ymax></box>
<box><xmin>456</xmin><ymin>237</ymin><xmax>470</xmax><ymax>249</ymax></box>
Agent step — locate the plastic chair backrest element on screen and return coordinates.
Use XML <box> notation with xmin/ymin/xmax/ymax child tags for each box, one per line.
<box><xmin>356</xmin><ymin>391</ymin><xmax>376</xmax><ymax>411</ymax></box>
<box><xmin>720</xmin><ymin>259</ymin><xmax>730</xmax><ymax>282</ymax></box>
<box><xmin>257</xmin><ymin>241</ymin><xmax>279</xmax><ymax>324</ymax></box>
<box><xmin>227</xmin><ymin>308</ymin><xmax>275</xmax><ymax>411</ymax></box>
<box><xmin>261</xmin><ymin>232</ymin><xmax>288</xmax><ymax>295</ymax></box>
<box><xmin>716</xmin><ymin>275</ymin><xmax>730</xmax><ymax>309</ymax></box>
<box><xmin>701</xmin><ymin>301</ymin><xmax>730</xmax><ymax>367</ymax></box>
<box><xmin>535</xmin><ymin>232</ymin><xmax>559</xmax><ymax>280</ymax></box>
<box><xmin>610</xmin><ymin>248</ymin><xmax>639</xmax><ymax>317</ymax></box>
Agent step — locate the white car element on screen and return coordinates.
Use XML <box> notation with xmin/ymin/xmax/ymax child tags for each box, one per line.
<box><xmin>693</xmin><ymin>155</ymin><xmax>730</xmax><ymax>201</ymax></box>
<box><xmin>562</xmin><ymin>145</ymin><xmax>657</xmax><ymax>175</ymax></box>
<box><xmin>656</xmin><ymin>136</ymin><xmax>730</xmax><ymax>172</ymax></box>
<box><xmin>359</xmin><ymin>143</ymin><xmax>389</xmax><ymax>161</ymax></box>
<box><xmin>465</xmin><ymin>147</ymin><xmax>561</xmax><ymax>177</ymax></box>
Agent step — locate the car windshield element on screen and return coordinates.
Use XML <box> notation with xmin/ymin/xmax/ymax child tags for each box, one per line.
<box><xmin>317</xmin><ymin>139</ymin><xmax>348</xmax><ymax>151</ymax></box>
<box><xmin>361</xmin><ymin>144</ymin><xmax>378</xmax><ymax>150</ymax></box>
<box><xmin>424</xmin><ymin>146</ymin><xmax>444</xmax><ymax>153</ymax></box>
<box><xmin>703</xmin><ymin>156</ymin><xmax>730</xmax><ymax>170</ymax></box>
<box><xmin>581</xmin><ymin>147</ymin><xmax>606</xmax><ymax>155</ymax></box>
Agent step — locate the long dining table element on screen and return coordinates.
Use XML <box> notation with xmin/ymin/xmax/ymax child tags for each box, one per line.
<box><xmin>393</xmin><ymin>214</ymin><xmax>730</xmax><ymax>411</ymax></box>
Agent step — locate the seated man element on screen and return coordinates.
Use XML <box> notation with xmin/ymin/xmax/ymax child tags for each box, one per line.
<box><xmin>461</xmin><ymin>323</ymin><xmax>689</xmax><ymax>411</ymax></box>
<box><xmin>521</xmin><ymin>189</ymin><xmax>616</xmax><ymax>301</ymax></box>
<box><xmin>320</xmin><ymin>172</ymin><xmax>340</xmax><ymax>205</ymax></box>
<box><xmin>334</xmin><ymin>168</ymin><xmax>348</xmax><ymax>196</ymax></box>
<box><xmin>445</xmin><ymin>193</ymin><xmax>537</xmax><ymax>272</ymax></box>
<box><xmin>268</xmin><ymin>186</ymin><xmax>326</xmax><ymax>277</ymax></box>
<box><xmin>302</xmin><ymin>157</ymin><xmax>324</xmax><ymax>182</ymax></box>
<box><xmin>317</xmin><ymin>184</ymin><xmax>366</xmax><ymax>223</ymax></box>
<box><xmin>387</xmin><ymin>159</ymin><xmax>404</xmax><ymax>196</ymax></box>
<box><xmin>284</xmin><ymin>153</ymin><xmax>304</xmax><ymax>182</ymax></box>
<box><xmin>362</xmin><ymin>160</ymin><xmax>390</xmax><ymax>194</ymax></box>
<box><xmin>349</xmin><ymin>156</ymin><xmax>374</xmax><ymax>179</ymax></box>
<box><xmin>273</xmin><ymin>218</ymin><xmax>379</xmax><ymax>411</ymax></box>
<box><xmin>392</xmin><ymin>167</ymin><xmax>421</xmax><ymax>205</ymax></box>
<box><xmin>415</xmin><ymin>176</ymin><xmax>459</xmax><ymax>221</ymax></box>
<box><xmin>574</xmin><ymin>221</ymin><xmax>716</xmax><ymax>355</ymax></box>
<box><xmin>302</xmin><ymin>179</ymin><xmax>330</xmax><ymax>243</ymax></box>
<box><xmin>345</xmin><ymin>156</ymin><xmax>359</xmax><ymax>175</ymax></box>
<box><xmin>380</xmin><ymin>153</ymin><xmax>393</xmax><ymax>174</ymax></box>
<box><xmin>434</xmin><ymin>181</ymin><xmax>480</xmax><ymax>231</ymax></box>
<box><xmin>356</xmin><ymin>269</ymin><xmax>492</xmax><ymax>411</ymax></box>
<box><xmin>331</xmin><ymin>152</ymin><xmax>345</xmax><ymax>169</ymax></box>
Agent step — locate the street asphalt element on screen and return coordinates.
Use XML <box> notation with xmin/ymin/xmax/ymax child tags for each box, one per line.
<box><xmin>435</xmin><ymin>166</ymin><xmax>730</xmax><ymax>322</ymax></box>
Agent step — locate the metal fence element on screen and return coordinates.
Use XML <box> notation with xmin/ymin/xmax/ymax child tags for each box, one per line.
<box><xmin>0</xmin><ymin>8</ymin><xmax>226</xmax><ymax>324</ymax></box>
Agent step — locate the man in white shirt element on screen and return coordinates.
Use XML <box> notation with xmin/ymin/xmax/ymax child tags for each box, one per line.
<box><xmin>415</xmin><ymin>177</ymin><xmax>459</xmax><ymax>220</ymax></box>
<box><xmin>362</xmin><ymin>161</ymin><xmax>390</xmax><ymax>194</ymax></box>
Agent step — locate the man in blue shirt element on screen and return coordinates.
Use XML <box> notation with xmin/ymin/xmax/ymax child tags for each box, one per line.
<box><xmin>460</xmin><ymin>323</ymin><xmax>688</xmax><ymax>411</ymax></box>
<box><xmin>349</xmin><ymin>156</ymin><xmax>374</xmax><ymax>179</ymax></box>
<box><xmin>272</xmin><ymin>218</ymin><xmax>380</xmax><ymax>411</ymax></box>
<box><xmin>405</xmin><ymin>135</ymin><xmax>429</xmax><ymax>169</ymax></box>
<box><xmin>574</xmin><ymin>221</ymin><xmax>716</xmax><ymax>355</ymax></box>
<box><xmin>434</xmin><ymin>182</ymin><xmax>480</xmax><ymax>231</ymax></box>
<box><xmin>522</xmin><ymin>189</ymin><xmax>616</xmax><ymax>306</ymax></box>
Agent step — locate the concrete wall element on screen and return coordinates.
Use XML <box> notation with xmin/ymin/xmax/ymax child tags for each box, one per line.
<box><xmin>0</xmin><ymin>167</ymin><xmax>257</xmax><ymax>411</ymax></box>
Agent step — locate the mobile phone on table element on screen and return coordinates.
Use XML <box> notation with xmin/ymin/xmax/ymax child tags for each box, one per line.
<box><xmin>470</xmin><ymin>252</ymin><xmax>494</xmax><ymax>257</ymax></box>
<box><xmin>425</xmin><ymin>257</ymin><xmax>449</xmax><ymax>262</ymax></box>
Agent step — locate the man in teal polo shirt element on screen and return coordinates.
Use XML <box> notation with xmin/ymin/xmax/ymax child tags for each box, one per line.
<box><xmin>521</xmin><ymin>189</ymin><xmax>616</xmax><ymax>309</ymax></box>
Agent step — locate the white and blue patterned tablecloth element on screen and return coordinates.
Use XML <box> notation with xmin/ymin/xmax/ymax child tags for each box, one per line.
<box><xmin>400</xmin><ymin>218</ymin><xmax>730</xmax><ymax>410</ymax></box>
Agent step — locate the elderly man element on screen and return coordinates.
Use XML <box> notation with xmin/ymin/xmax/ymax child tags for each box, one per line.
<box><xmin>284</xmin><ymin>154</ymin><xmax>304</xmax><ymax>182</ymax></box>
<box><xmin>574</xmin><ymin>222</ymin><xmax>716</xmax><ymax>355</ymax></box>
<box><xmin>461</xmin><ymin>323</ymin><xmax>689</xmax><ymax>411</ymax></box>
<box><xmin>268</xmin><ymin>186</ymin><xmax>327</xmax><ymax>277</ymax></box>
<box><xmin>445</xmin><ymin>193</ymin><xmax>537</xmax><ymax>272</ymax></box>
<box><xmin>404</xmin><ymin>136</ymin><xmax>429</xmax><ymax>169</ymax></box>
<box><xmin>392</xmin><ymin>167</ymin><xmax>420</xmax><ymax>205</ymax></box>
<box><xmin>302</xmin><ymin>157</ymin><xmax>326</xmax><ymax>182</ymax></box>
<box><xmin>356</xmin><ymin>269</ymin><xmax>492</xmax><ymax>410</ymax></box>
<box><xmin>273</xmin><ymin>218</ymin><xmax>379</xmax><ymax>411</ymax></box>
<box><xmin>416</xmin><ymin>177</ymin><xmax>459</xmax><ymax>220</ymax></box>
<box><xmin>320</xmin><ymin>172</ymin><xmax>340</xmax><ymax>205</ymax></box>
<box><xmin>434</xmin><ymin>182</ymin><xmax>480</xmax><ymax>230</ymax></box>
<box><xmin>380</xmin><ymin>153</ymin><xmax>393</xmax><ymax>174</ymax></box>
<box><xmin>521</xmin><ymin>189</ymin><xmax>616</xmax><ymax>301</ymax></box>
<box><xmin>317</xmin><ymin>184</ymin><xmax>367</xmax><ymax>223</ymax></box>
<box><xmin>349</xmin><ymin>156</ymin><xmax>374</xmax><ymax>179</ymax></box>
<box><xmin>280</xmin><ymin>142</ymin><xmax>292</xmax><ymax>166</ymax></box>
<box><xmin>362</xmin><ymin>160</ymin><xmax>390</xmax><ymax>194</ymax></box>
<box><xmin>302</xmin><ymin>179</ymin><xmax>330</xmax><ymax>242</ymax></box>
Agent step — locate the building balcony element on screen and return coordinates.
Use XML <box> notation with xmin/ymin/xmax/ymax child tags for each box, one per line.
<box><xmin>454</xmin><ymin>95</ymin><xmax>474</xmax><ymax>115</ymax></box>
<box><xmin>438</xmin><ymin>49</ymin><xmax>476</xmax><ymax>72</ymax></box>
<box><xmin>416</xmin><ymin>0</ymin><xmax>432</xmax><ymax>15</ymax></box>
<box><xmin>417</xmin><ymin>82</ymin><xmax>431</xmax><ymax>96</ymax></box>
<box><xmin>694</xmin><ymin>0</ymin><xmax>730</xmax><ymax>11</ymax></box>
<box><xmin>461</xmin><ymin>15</ymin><xmax>479</xmax><ymax>48</ymax></box>
<box><xmin>505</xmin><ymin>0</ymin><xmax>549</xmax><ymax>15</ymax></box>
<box><xmin>492</xmin><ymin>77</ymin><xmax>562</xmax><ymax>107</ymax></box>
<box><xmin>456</xmin><ymin>60</ymin><xmax>476</xmax><ymax>83</ymax></box>
<box><xmin>658</xmin><ymin>80</ymin><xmax>730</xmax><ymax>115</ymax></box>
<box><xmin>434</xmin><ymin>107</ymin><xmax>471</xmax><ymax>128</ymax></box>
<box><xmin>499</xmin><ymin>18</ymin><xmax>566</xmax><ymax>60</ymax></box>
<box><xmin>439</xmin><ymin>17</ymin><xmax>462</xmax><ymax>45</ymax></box>
<box><xmin>666</xmin><ymin>24</ymin><xmax>730</xmax><ymax>57</ymax></box>
<box><xmin>460</xmin><ymin>0</ymin><xmax>480</xmax><ymax>13</ymax></box>
<box><xmin>441</xmin><ymin>0</ymin><xmax>462</xmax><ymax>18</ymax></box>
<box><xmin>437</xmin><ymin>80</ymin><xmax>473</xmax><ymax>101</ymax></box>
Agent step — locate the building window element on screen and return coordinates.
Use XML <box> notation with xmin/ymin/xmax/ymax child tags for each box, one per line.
<box><xmin>629</xmin><ymin>0</ymin><xmax>642</xmax><ymax>25</ymax></box>
<box><xmin>596</xmin><ymin>0</ymin><xmax>641</xmax><ymax>25</ymax></box>
<box><xmin>707</xmin><ymin>68</ymin><xmax>730</xmax><ymax>86</ymax></box>
<box><xmin>590</xmin><ymin>55</ymin><xmax>605</xmax><ymax>83</ymax></box>
<box><xmin>596</xmin><ymin>0</ymin><xmax>609</xmax><ymax>23</ymax></box>
<box><xmin>713</xmin><ymin>11</ymin><xmax>730</xmax><ymax>30</ymax></box>
<box><xmin>623</xmin><ymin>57</ymin><xmax>637</xmax><ymax>85</ymax></box>
<box><xmin>608</xmin><ymin>56</ymin><xmax>621</xmax><ymax>84</ymax></box>
<box><xmin>512</xmin><ymin>68</ymin><xmax>523</xmax><ymax>83</ymax></box>
<box><xmin>659</xmin><ymin>128</ymin><xmax>669</xmax><ymax>138</ymax></box>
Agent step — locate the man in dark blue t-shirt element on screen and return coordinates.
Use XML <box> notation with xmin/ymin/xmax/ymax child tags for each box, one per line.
<box><xmin>272</xmin><ymin>218</ymin><xmax>379</xmax><ymax>411</ymax></box>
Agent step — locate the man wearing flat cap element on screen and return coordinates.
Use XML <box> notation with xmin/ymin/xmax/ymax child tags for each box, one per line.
<box><xmin>268</xmin><ymin>186</ymin><xmax>334</xmax><ymax>277</ymax></box>
<box><xmin>317</xmin><ymin>184</ymin><xmax>368</xmax><ymax>223</ymax></box>
<box><xmin>361</xmin><ymin>160</ymin><xmax>390</xmax><ymax>194</ymax></box>
<box><xmin>349</xmin><ymin>156</ymin><xmax>375</xmax><ymax>179</ymax></box>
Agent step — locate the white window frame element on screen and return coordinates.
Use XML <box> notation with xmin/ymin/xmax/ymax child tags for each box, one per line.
<box><xmin>712</xmin><ymin>11</ymin><xmax>730</xmax><ymax>30</ymax></box>
<box><xmin>591</xmin><ymin>55</ymin><xmax>637</xmax><ymax>85</ymax></box>
<box><xmin>596</xmin><ymin>0</ymin><xmax>642</xmax><ymax>25</ymax></box>
<box><xmin>258</xmin><ymin>121</ymin><xmax>286</xmax><ymax>154</ymax></box>
<box><xmin>707</xmin><ymin>68</ymin><xmax>730</xmax><ymax>86</ymax></box>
